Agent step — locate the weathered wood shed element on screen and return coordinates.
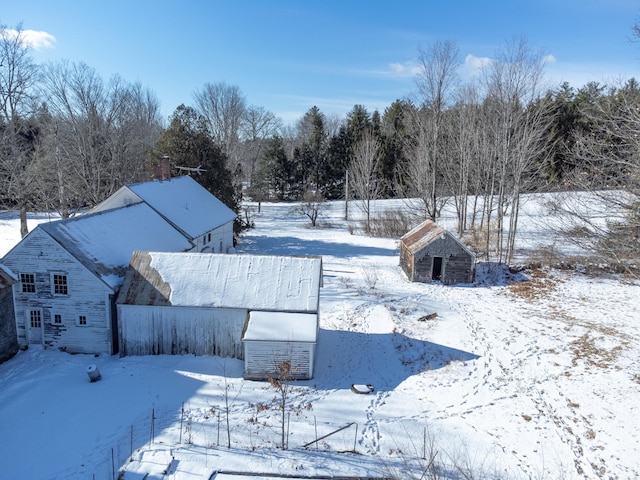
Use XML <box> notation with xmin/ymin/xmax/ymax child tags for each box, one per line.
<box><xmin>117</xmin><ymin>252</ymin><xmax>323</xmax><ymax>381</ymax></box>
<box><xmin>399</xmin><ymin>220</ymin><xmax>475</xmax><ymax>285</ymax></box>
<box><xmin>0</xmin><ymin>265</ymin><xmax>18</xmax><ymax>363</ymax></box>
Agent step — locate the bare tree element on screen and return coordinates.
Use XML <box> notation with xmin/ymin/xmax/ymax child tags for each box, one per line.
<box><xmin>239</xmin><ymin>105</ymin><xmax>282</xmax><ymax>187</ymax></box>
<box><xmin>399</xmin><ymin>40</ymin><xmax>460</xmax><ymax>222</ymax></box>
<box><xmin>350</xmin><ymin>129</ymin><xmax>384</xmax><ymax>234</ymax></box>
<box><xmin>40</xmin><ymin>61</ymin><xmax>161</xmax><ymax>209</ymax></box>
<box><xmin>194</xmin><ymin>82</ymin><xmax>247</xmax><ymax>169</ymax></box>
<box><xmin>480</xmin><ymin>37</ymin><xmax>552</xmax><ymax>263</ymax></box>
<box><xmin>548</xmin><ymin>80</ymin><xmax>640</xmax><ymax>274</ymax></box>
<box><xmin>289</xmin><ymin>189</ymin><xmax>326</xmax><ymax>227</ymax></box>
<box><xmin>0</xmin><ymin>23</ymin><xmax>40</xmax><ymax>236</ymax></box>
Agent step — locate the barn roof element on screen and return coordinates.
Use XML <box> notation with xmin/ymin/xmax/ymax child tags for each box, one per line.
<box><xmin>92</xmin><ymin>176</ymin><xmax>237</xmax><ymax>239</ymax></box>
<box><xmin>38</xmin><ymin>204</ymin><xmax>193</xmax><ymax>289</ymax></box>
<box><xmin>400</xmin><ymin>219</ymin><xmax>475</xmax><ymax>258</ymax></box>
<box><xmin>117</xmin><ymin>251</ymin><xmax>322</xmax><ymax>312</ymax></box>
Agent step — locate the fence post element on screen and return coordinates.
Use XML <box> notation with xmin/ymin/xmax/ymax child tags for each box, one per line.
<box><xmin>150</xmin><ymin>408</ymin><xmax>155</xmax><ymax>445</ymax></box>
<box><xmin>353</xmin><ymin>423</ymin><xmax>358</xmax><ymax>453</ymax></box>
<box><xmin>179</xmin><ymin>402</ymin><xmax>184</xmax><ymax>444</ymax></box>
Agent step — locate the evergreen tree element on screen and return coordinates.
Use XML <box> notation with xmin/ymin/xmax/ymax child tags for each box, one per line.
<box><xmin>154</xmin><ymin>104</ymin><xmax>238</xmax><ymax>215</ymax></box>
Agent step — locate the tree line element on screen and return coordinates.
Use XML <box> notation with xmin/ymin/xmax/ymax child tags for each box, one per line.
<box><xmin>2</xmin><ymin>22</ymin><xmax>639</xmax><ymax>270</ymax></box>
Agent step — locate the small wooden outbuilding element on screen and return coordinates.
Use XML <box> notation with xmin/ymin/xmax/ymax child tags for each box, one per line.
<box><xmin>243</xmin><ymin>311</ymin><xmax>318</xmax><ymax>380</ymax></box>
<box><xmin>399</xmin><ymin>220</ymin><xmax>475</xmax><ymax>285</ymax></box>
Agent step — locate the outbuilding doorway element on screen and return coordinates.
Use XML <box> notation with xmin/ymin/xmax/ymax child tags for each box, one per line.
<box><xmin>432</xmin><ymin>256</ymin><xmax>443</xmax><ymax>281</ymax></box>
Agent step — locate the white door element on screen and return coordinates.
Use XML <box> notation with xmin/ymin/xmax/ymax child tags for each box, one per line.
<box><xmin>27</xmin><ymin>309</ymin><xmax>43</xmax><ymax>344</ymax></box>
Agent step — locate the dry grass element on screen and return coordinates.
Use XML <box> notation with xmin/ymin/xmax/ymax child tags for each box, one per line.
<box><xmin>507</xmin><ymin>268</ymin><xmax>561</xmax><ymax>301</ymax></box>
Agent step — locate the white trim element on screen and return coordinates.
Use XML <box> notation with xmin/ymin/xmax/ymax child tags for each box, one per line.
<box><xmin>51</xmin><ymin>312</ymin><xmax>63</xmax><ymax>325</ymax></box>
<box><xmin>50</xmin><ymin>272</ymin><xmax>69</xmax><ymax>296</ymax></box>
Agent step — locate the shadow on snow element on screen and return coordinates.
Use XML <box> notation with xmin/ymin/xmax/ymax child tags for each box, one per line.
<box><xmin>308</xmin><ymin>328</ymin><xmax>480</xmax><ymax>391</ymax></box>
<box><xmin>238</xmin><ymin>235</ymin><xmax>397</xmax><ymax>259</ymax></box>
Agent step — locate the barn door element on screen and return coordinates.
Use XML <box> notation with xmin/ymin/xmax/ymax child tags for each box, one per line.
<box><xmin>432</xmin><ymin>257</ymin><xmax>443</xmax><ymax>281</ymax></box>
<box><xmin>27</xmin><ymin>309</ymin><xmax>44</xmax><ymax>345</ymax></box>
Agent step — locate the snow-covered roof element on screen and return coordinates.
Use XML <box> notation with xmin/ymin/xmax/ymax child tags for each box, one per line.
<box><xmin>39</xmin><ymin>204</ymin><xmax>193</xmax><ymax>289</ymax></box>
<box><xmin>0</xmin><ymin>263</ymin><xmax>18</xmax><ymax>287</ymax></box>
<box><xmin>117</xmin><ymin>251</ymin><xmax>322</xmax><ymax>312</ymax></box>
<box><xmin>127</xmin><ymin>176</ymin><xmax>236</xmax><ymax>238</ymax></box>
<box><xmin>243</xmin><ymin>311</ymin><xmax>318</xmax><ymax>342</ymax></box>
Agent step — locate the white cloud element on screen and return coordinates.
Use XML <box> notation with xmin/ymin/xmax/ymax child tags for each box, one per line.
<box><xmin>542</xmin><ymin>54</ymin><xmax>557</xmax><ymax>65</ymax></box>
<box><xmin>464</xmin><ymin>54</ymin><xmax>492</xmax><ymax>77</ymax></box>
<box><xmin>4</xmin><ymin>28</ymin><xmax>56</xmax><ymax>49</ymax></box>
<box><xmin>387</xmin><ymin>61</ymin><xmax>422</xmax><ymax>77</ymax></box>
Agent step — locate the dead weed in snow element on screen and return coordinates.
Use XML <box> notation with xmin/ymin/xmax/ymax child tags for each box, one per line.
<box><xmin>507</xmin><ymin>268</ymin><xmax>562</xmax><ymax>301</ymax></box>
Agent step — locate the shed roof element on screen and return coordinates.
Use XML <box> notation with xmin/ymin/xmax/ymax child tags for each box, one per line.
<box><xmin>400</xmin><ymin>219</ymin><xmax>448</xmax><ymax>254</ymax></box>
<box><xmin>400</xmin><ymin>219</ymin><xmax>475</xmax><ymax>258</ymax></box>
<box><xmin>38</xmin><ymin>204</ymin><xmax>193</xmax><ymax>289</ymax></box>
<box><xmin>118</xmin><ymin>251</ymin><xmax>322</xmax><ymax>312</ymax></box>
<box><xmin>126</xmin><ymin>176</ymin><xmax>236</xmax><ymax>238</ymax></box>
<box><xmin>244</xmin><ymin>311</ymin><xmax>318</xmax><ymax>342</ymax></box>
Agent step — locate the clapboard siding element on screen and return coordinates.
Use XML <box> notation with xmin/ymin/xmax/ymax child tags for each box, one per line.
<box><xmin>3</xmin><ymin>229</ymin><xmax>114</xmax><ymax>354</ymax></box>
<box><xmin>243</xmin><ymin>341</ymin><xmax>315</xmax><ymax>380</ymax></box>
<box><xmin>193</xmin><ymin>222</ymin><xmax>235</xmax><ymax>253</ymax></box>
<box><xmin>118</xmin><ymin>305</ymin><xmax>248</xmax><ymax>358</ymax></box>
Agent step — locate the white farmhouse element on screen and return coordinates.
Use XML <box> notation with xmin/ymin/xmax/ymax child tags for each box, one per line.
<box><xmin>117</xmin><ymin>251</ymin><xmax>323</xmax><ymax>380</ymax></box>
<box><xmin>90</xmin><ymin>175</ymin><xmax>237</xmax><ymax>253</ymax></box>
<box><xmin>1</xmin><ymin>204</ymin><xmax>193</xmax><ymax>355</ymax></box>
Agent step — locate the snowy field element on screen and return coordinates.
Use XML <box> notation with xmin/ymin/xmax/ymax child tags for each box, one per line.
<box><xmin>0</xmin><ymin>196</ymin><xmax>639</xmax><ymax>480</ymax></box>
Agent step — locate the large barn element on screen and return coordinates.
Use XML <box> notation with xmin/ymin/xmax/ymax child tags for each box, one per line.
<box><xmin>399</xmin><ymin>220</ymin><xmax>475</xmax><ymax>285</ymax></box>
<box><xmin>116</xmin><ymin>251</ymin><xmax>323</xmax><ymax>380</ymax></box>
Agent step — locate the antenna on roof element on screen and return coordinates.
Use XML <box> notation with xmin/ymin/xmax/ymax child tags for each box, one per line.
<box><xmin>176</xmin><ymin>165</ymin><xmax>207</xmax><ymax>175</ymax></box>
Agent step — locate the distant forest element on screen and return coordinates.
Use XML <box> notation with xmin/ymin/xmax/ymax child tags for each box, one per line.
<box><xmin>1</xmin><ymin>23</ymin><xmax>639</xmax><ymax>271</ymax></box>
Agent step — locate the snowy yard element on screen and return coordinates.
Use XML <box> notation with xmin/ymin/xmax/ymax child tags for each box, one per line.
<box><xmin>1</xmin><ymin>197</ymin><xmax>639</xmax><ymax>479</ymax></box>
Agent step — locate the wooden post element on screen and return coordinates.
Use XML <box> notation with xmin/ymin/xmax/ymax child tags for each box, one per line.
<box><xmin>344</xmin><ymin>169</ymin><xmax>349</xmax><ymax>221</ymax></box>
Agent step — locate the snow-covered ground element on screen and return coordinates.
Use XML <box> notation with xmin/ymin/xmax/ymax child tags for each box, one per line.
<box><xmin>0</xmin><ymin>196</ymin><xmax>639</xmax><ymax>480</ymax></box>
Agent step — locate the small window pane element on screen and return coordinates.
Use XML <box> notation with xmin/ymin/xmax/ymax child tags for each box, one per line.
<box><xmin>21</xmin><ymin>273</ymin><xmax>35</xmax><ymax>293</ymax></box>
<box><xmin>78</xmin><ymin>315</ymin><xmax>87</xmax><ymax>326</ymax></box>
<box><xmin>53</xmin><ymin>274</ymin><xmax>68</xmax><ymax>295</ymax></box>
<box><xmin>53</xmin><ymin>314</ymin><xmax>62</xmax><ymax>325</ymax></box>
<box><xmin>30</xmin><ymin>310</ymin><xmax>42</xmax><ymax>328</ymax></box>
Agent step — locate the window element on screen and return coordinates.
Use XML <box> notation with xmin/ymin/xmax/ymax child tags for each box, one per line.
<box><xmin>77</xmin><ymin>315</ymin><xmax>87</xmax><ymax>326</ymax></box>
<box><xmin>30</xmin><ymin>310</ymin><xmax>42</xmax><ymax>328</ymax></box>
<box><xmin>52</xmin><ymin>274</ymin><xmax>68</xmax><ymax>295</ymax></box>
<box><xmin>207</xmin><ymin>233</ymin><xmax>212</xmax><ymax>243</ymax></box>
<box><xmin>21</xmin><ymin>273</ymin><xmax>36</xmax><ymax>293</ymax></box>
<box><xmin>52</xmin><ymin>314</ymin><xmax>62</xmax><ymax>325</ymax></box>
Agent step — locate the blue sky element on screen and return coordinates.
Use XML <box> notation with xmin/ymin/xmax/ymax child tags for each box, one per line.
<box><xmin>2</xmin><ymin>0</ymin><xmax>639</xmax><ymax>125</ymax></box>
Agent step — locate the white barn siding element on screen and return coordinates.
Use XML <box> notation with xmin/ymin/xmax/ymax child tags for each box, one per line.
<box><xmin>244</xmin><ymin>341</ymin><xmax>315</xmax><ymax>380</ymax></box>
<box><xmin>118</xmin><ymin>305</ymin><xmax>248</xmax><ymax>358</ymax></box>
<box><xmin>3</xmin><ymin>229</ymin><xmax>115</xmax><ymax>355</ymax></box>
